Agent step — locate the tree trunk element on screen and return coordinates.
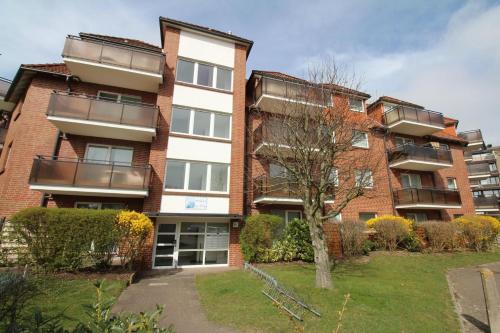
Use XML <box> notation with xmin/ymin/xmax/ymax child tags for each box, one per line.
<box><xmin>306</xmin><ymin>209</ymin><xmax>333</xmax><ymax>289</ymax></box>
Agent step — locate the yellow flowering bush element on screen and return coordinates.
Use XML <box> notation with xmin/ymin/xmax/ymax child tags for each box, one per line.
<box><xmin>452</xmin><ymin>215</ymin><xmax>500</xmax><ymax>251</ymax></box>
<box><xmin>117</xmin><ymin>211</ymin><xmax>153</xmax><ymax>269</ymax></box>
<box><xmin>366</xmin><ymin>215</ymin><xmax>413</xmax><ymax>251</ymax></box>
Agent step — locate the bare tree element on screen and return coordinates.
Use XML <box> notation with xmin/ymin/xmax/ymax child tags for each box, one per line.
<box><xmin>248</xmin><ymin>59</ymin><xmax>384</xmax><ymax>289</ymax></box>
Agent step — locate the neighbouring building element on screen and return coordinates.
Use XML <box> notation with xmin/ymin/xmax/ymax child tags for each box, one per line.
<box><xmin>458</xmin><ymin>129</ymin><xmax>500</xmax><ymax>218</ymax></box>
<box><xmin>0</xmin><ymin>77</ymin><xmax>14</xmax><ymax>156</ymax></box>
<box><xmin>0</xmin><ymin>17</ymin><xmax>476</xmax><ymax>270</ymax></box>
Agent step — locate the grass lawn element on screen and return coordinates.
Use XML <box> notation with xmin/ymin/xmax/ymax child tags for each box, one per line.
<box><xmin>25</xmin><ymin>277</ymin><xmax>127</xmax><ymax>329</ymax></box>
<box><xmin>196</xmin><ymin>251</ymin><xmax>500</xmax><ymax>333</ymax></box>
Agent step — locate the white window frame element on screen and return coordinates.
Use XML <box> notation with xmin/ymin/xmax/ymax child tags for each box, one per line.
<box><xmin>352</xmin><ymin>130</ymin><xmax>369</xmax><ymax>148</ymax></box>
<box><xmin>383</xmin><ymin>103</ymin><xmax>397</xmax><ymax>113</ymax></box>
<box><xmin>355</xmin><ymin>169</ymin><xmax>374</xmax><ymax>188</ymax></box>
<box><xmin>406</xmin><ymin>213</ymin><xmax>427</xmax><ymax>223</ymax></box>
<box><xmin>175</xmin><ymin>58</ymin><xmax>234</xmax><ymax>92</ymax></box>
<box><xmin>84</xmin><ymin>143</ymin><xmax>134</xmax><ymax>165</ymax></box>
<box><xmin>395</xmin><ymin>136</ymin><xmax>414</xmax><ymax>147</ymax></box>
<box><xmin>164</xmin><ymin>159</ymin><xmax>230</xmax><ymax>194</ymax></box>
<box><xmin>285</xmin><ymin>210</ymin><xmax>302</xmax><ymax>224</ymax></box>
<box><xmin>330</xmin><ymin>212</ymin><xmax>342</xmax><ymax>222</ymax></box>
<box><xmin>359</xmin><ymin>212</ymin><xmax>377</xmax><ymax>221</ymax></box>
<box><xmin>329</xmin><ymin>168</ymin><xmax>339</xmax><ymax>186</ymax></box>
<box><xmin>401</xmin><ymin>173</ymin><xmax>422</xmax><ymax>189</ymax></box>
<box><xmin>97</xmin><ymin>91</ymin><xmax>142</xmax><ymax>103</ymax></box>
<box><xmin>349</xmin><ymin>97</ymin><xmax>364</xmax><ymax>112</ymax></box>
<box><xmin>171</xmin><ymin>106</ymin><xmax>232</xmax><ymax>140</ymax></box>
<box><xmin>447</xmin><ymin>178</ymin><xmax>458</xmax><ymax>190</ymax></box>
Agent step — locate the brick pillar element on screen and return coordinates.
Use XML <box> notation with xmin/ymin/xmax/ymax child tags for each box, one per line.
<box><xmin>324</xmin><ymin>222</ymin><xmax>343</xmax><ymax>258</ymax></box>
<box><xmin>229</xmin><ymin>219</ymin><xmax>244</xmax><ymax>267</ymax></box>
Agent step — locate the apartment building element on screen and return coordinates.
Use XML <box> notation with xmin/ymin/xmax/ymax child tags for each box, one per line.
<box><xmin>458</xmin><ymin>129</ymin><xmax>500</xmax><ymax>218</ymax></box>
<box><xmin>0</xmin><ymin>17</ymin><xmax>476</xmax><ymax>270</ymax></box>
<box><xmin>0</xmin><ymin>18</ymin><xmax>252</xmax><ymax>269</ymax></box>
<box><xmin>246</xmin><ymin>73</ymin><xmax>475</xmax><ymax>223</ymax></box>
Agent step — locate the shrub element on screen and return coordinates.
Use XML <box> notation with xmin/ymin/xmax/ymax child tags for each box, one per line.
<box><xmin>116</xmin><ymin>211</ymin><xmax>154</xmax><ymax>269</ymax></box>
<box><xmin>10</xmin><ymin>208</ymin><xmax>120</xmax><ymax>272</ymax></box>
<box><xmin>263</xmin><ymin>219</ymin><xmax>314</xmax><ymax>263</ymax></box>
<box><xmin>419</xmin><ymin>221</ymin><xmax>459</xmax><ymax>252</ymax></box>
<box><xmin>453</xmin><ymin>215</ymin><xmax>500</xmax><ymax>251</ymax></box>
<box><xmin>240</xmin><ymin>214</ymin><xmax>284</xmax><ymax>262</ymax></box>
<box><xmin>366</xmin><ymin>215</ymin><xmax>413</xmax><ymax>251</ymax></box>
<box><xmin>0</xmin><ymin>271</ymin><xmax>39</xmax><ymax>330</ymax></box>
<box><xmin>339</xmin><ymin>221</ymin><xmax>368</xmax><ymax>257</ymax></box>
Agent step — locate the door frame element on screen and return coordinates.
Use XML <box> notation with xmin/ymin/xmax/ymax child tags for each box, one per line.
<box><xmin>152</xmin><ymin>222</ymin><xmax>178</xmax><ymax>269</ymax></box>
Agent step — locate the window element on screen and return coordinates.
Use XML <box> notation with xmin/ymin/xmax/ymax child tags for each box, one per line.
<box><xmin>439</xmin><ymin>143</ymin><xmax>449</xmax><ymax>150</ymax></box>
<box><xmin>352</xmin><ymin>131</ymin><xmax>369</xmax><ymax>148</ymax></box>
<box><xmin>480</xmin><ymin>176</ymin><xmax>500</xmax><ymax>186</ymax></box>
<box><xmin>97</xmin><ymin>91</ymin><xmax>142</xmax><ymax>104</ymax></box>
<box><xmin>395</xmin><ymin>137</ymin><xmax>414</xmax><ymax>147</ymax></box>
<box><xmin>359</xmin><ymin>212</ymin><xmax>377</xmax><ymax>222</ymax></box>
<box><xmin>193</xmin><ymin>111</ymin><xmax>211</xmax><ymax>136</ymax></box>
<box><xmin>197</xmin><ymin>63</ymin><xmax>214</xmax><ymax>87</ymax></box>
<box><xmin>85</xmin><ymin>144</ymin><xmax>133</xmax><ymax>166</ymax></box>
<box><xmin>407</xmin><ymin>213</ymin><xmax>427</xmax><ymax>222</ymax></box>
<box><xmin>489</xmin><ymin>163</ymin><xmax>498</xmax><ymax>172</ymax></box>
<box><xmin>401</xmin><ymin>173</ymin><xmax>422</xmax><ymax>189</ymax></box>
<box><xmin>383</xmin><ymin>103</ymin><xmax>396</xmax><ymax>113</ymax></box>
<box><xmin>355</xmin><ymin>169</ymin><xmax>373</xmax><ymax>188</ymax></box>
<box><xmin>75</xmin><ymin>202</ymin><xmax>125</xmax><ymax>210</ymax></box>
<box><xmin>164</xmin><ymin>160</ymin><xmax>186</xmax><ymax>189</ymax></box>
<box><xmin>176</xmin><ymin>59</ymin><xmax>195</xmax><ymax>83</ymax></box>
<box><xmin>175</xmin><ymin>59</ymin><xmax>233</xmax><ymax>91</ymax></box>
<box><xmin>329</xmin><ymin>168</ymin><xmax>339</xmax><ymax>186</ymax></box>
<box><xmin>170</xmin><ymin>106</ymin><xmax>231</xmax><ymax>139</ymax></box>
<box><xmin>216</xmin><ymin>67</ymin><xmax>232</xmax><ymax>90</ymax></box>
<box><xmin>447</xmin><ymin>178</ymin><xmax>458</xmax><ymax>190</ymax></box>
<box><xmin>269</xmin><ymin>164</ymin><xmax>287</xmax><ymax>178</ymax></box>
<box><xmin>270</xmin><ymin>209</ymin><xmax>302</xmax><ymax>224</ymax></box>
<box><xmin>165</xmin><ymin>160</ymin><xmax>229</xmax><ymax>193</ymax></box>
<box><xmin>329</xmin><ymin>212</ymin><xmax>342</xmax><ymax>222</ymax></box>
<box><xmin>349</xmin><ymin>98</ymin><xmax>363</xmax><ymax>112</ymax></box>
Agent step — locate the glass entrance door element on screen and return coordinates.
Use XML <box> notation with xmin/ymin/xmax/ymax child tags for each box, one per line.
<box><xmin>153</xmin><ymin>223</ymin><xmax>177</xmax><ymax>268</ymax></box>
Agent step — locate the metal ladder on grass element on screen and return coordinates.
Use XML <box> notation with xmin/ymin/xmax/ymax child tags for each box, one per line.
<box><xmin>244</xmin><ymin>262</ymin><xmax>321</xmax><ymax>321</ymax></box>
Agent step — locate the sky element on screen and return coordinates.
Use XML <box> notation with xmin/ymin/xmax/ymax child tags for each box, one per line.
<box><xmin>1</xmin><ymin>0</ymin><xmax>499</xmax><ymax>144</ymax></box>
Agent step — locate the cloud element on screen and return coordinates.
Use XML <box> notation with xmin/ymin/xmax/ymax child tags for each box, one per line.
<box><xmin>332</xmin><ymin>1</ymin><xmax>500</xmax><ymax>144</ymax></box>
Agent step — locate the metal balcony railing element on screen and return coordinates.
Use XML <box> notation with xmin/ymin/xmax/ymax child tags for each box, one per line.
<box><xmin>253</xmin><ymin>175</ymin><xmax>299</xmax><ymax>199</ymax></box>
<box><xmin>47</xmin><ymin>91</ymin><xmax>159</xmax><ymax>129</ymax></box>
<box><xmin>467</xmin><ymin>163</ymin><xmax>497</xmax><ymax>176</ymax></box>
<box><xmin>62</xmin><ymin>36</ymin><xmax>165</xmax><ymax>75</ymax></box>
<box><xmin>458</xmin><ymin>130</ymin><xmax>483</xmax><ymax>143</ymax></box>
<box><xmin>255</xmin><ymin>77</ymin><xmax>332</xmax><ymax>106</ymax></box>
<box><xmin>388</xmin><ymin>144</ymin><xmax>452</xmax><ymax>165</ymax></box>
<box><xmin>393</xmin><ymin>187</ymin><xmax>461</xmax><ymax>206</ymax></box>
<box><xmin>383</xmin><ymin>106</ymin><xmax>444</xmax><ymax>127</ymax></box>
<box><xmin>465</xmin><ymin>151</ymin><xmax>496</xmax><ymax>161</ymax></box>
<box><xmin>29</xmin><ymin>156</ymin><xmax>151</xmax><ymax>191</ymax></box>
<box><xmin>473</xmin><ymin>196</ymin><xmax>499</xmax><ymax>209</ymax></box>
<box><xmin>0</xmin><ymin>128</ymin><xmax>7</xmax><ymax>145</ymax></box>
<box><xmin>0</xmin><ymin>78</ymin><xmax>11</xmax><ymax>97</ymax></box>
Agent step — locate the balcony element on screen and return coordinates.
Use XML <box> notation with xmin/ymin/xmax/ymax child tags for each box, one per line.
<box><xmin>0</xmin><ymin>77</ymin><xmax>15</xmax><ymax>112</ymax></box>
<box><xmin>388</xmin><ymin>144</ymin><xmax>452</xmax><ymax>171</ymax></box>
<box><xmin>46</xmin><ymin>92</ymin><xmax>158</xmax><ymax>142</ymax></box>
<box><xmin>469</xmin><ymin>179</ymin><xmax>500</xmax><ymax>190</ymax></box>
<box><xmin>253</xmin><ymin>77</ymin><xmax>332</xmax><ymax>114</ymax></box>
<box><xmin>252</xmin><ymin>175</ymin><xmax>302</xmax><ymax>205</ymax></box>
<box><xmin>467</xmin><ymin>163</ymin><xmax>497</xmax><ymax>179</ymax></box>
<box><xmin>383</xmin><ymin>106</ymin><xmax>445</xmax><ymax>136</ymax></box>
<box><xmin>62</xmin><ymin>36</ymin><xmax>164</xmax><ymax>92</ymax></box>
<box><xmin>393</xmin><ymin>188</ymin><xmax>461</xmax><ymax>209</ymax></box>
<box><xmin>474</xmin><ymin>196</ymin><xmax>499</xmax><ymax>212</ymax></box>
<box><xmin>29</xmin><ymin>156</ymin><xmax>151</xmax><ymax>197</ymax></box>
<box><xmin>459</xmin><ymin>130</ymin><xmax>484</xmax><ymax>147</ymax></box>
<box><xmin>0</xmin><ymin>128</ymin><xmax>6</xmax><ymax>150</ymax></box>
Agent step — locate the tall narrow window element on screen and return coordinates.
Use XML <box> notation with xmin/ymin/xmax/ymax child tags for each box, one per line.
<box><xmin>171</xmin><ymin>107</ymin><xmax>190</xmax><ymax>133</ymax></box>
<box><xmin>355</xmin><ymin>169</ymin><xmax>373</xmax><ymax>187</ymax></box>
<box><xmin>188</xmin><ymin>162</ymin><xmax>208</xmax><ymax>191</ymax></box>
<box><xmin>197</xmin><ymin>63</ymin><xmax>214</xmax><ymax>87</ymax></box>
<box><xmin>176</xmin><ymin>59</ymin><xmax>195</xmax><ymax>83</ymax></box>
<box><xmin>216</xmin><ymin>67</ymin><xmax>232</xmax><ymax>90</ymax></box>
<box><xmin>447</xmin><ymin>178</ymin><xmax>458</xmax><ymax>190</ymax></box>
<box><xmin>352</xmin><ymin>131</ymin><xmax>369</xmax><ymax>148</ymax></box>
<box><xmin>165</xmin><ymin>160</ymin><xmax>186</xmax><ymax>189</ymax></box>
<box><xmin>210</xmin><ymin>163</ymin><xmax>229</xmax><ymax>192</ymax></box>
<box><xmin>213</xmin><ymin>113</ymin><xmax>231</xmax><ymax>139</ymax></box>
<box><xmin>192</xmin><ymin>111</ymin><xmax>211</xmax><ymax>136</ymax></box>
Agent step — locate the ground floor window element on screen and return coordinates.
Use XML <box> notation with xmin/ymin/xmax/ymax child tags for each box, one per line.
<box><xmin>270</xmin><ymin>209</ymin><xmax>302</xmax><ymax>224</ymax></box>
<box><xmin>75</xmin><ymin>202</ymin><xmax>126</xmax><ymax>210</ymax></box>
<box><xmin>406</xmin><ymin>213</ymin><xmax>428</xmax><ymax>222</ymax></box>
<box><xmin>359</xmin><ymin>212</ymin><xmax>377</xmax><ymax>222</ymax></box>
<box><xmin>154</xmin><ymin>221</ymin><xmax>229</xmax><ymax>268</ymax></box>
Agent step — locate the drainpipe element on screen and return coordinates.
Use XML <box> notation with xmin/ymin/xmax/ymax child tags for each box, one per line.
<box><xmin>383</xmin><ymin>128</ymin><xmax>397</xmax><ymax>215</ymax></box>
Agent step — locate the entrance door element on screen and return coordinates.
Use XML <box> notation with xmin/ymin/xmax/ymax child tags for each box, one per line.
<box><xmin>153</xmin><ymin>223</ymin><xmax>177</xmax><ymax>268</ymax></box>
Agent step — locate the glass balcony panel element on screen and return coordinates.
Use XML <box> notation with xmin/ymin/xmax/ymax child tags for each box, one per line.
<box><xmin>31</xmin><ymin>159</ymin><xmax>77</xmax><ymax>185</ymax></box>
<box><xmin>110</xmin><ymin>165</ymin><xmax>148</xmax><ymax>189</ymax></box>
<box><xmin>101</xmin><ymin>45</ymin><xmax>132</xmax><ymax>68</ymax></box>
<box><xmin>88</xmin><ymin>99</ymin><xmax>123</xmax><ymax>123</ymax></box>
<box><xmin>132</xmin><ymin>51</ymin><xmax>161</xmax><ymax>73</ymax></box>
<box><xmin>63</xmin><ymin>38</ymin><xmax>101</xmax><ymax>62</ymax></box>
<box><xmin>121</xmin><ymin>104</ymin><xmax>152</xmax><ymax>127</ymax></box>
<box><xmin>74</xmin><ymin>163</ymin><xmax>112</xmax><ymax>187</ymax></box>
<box><xmin>49</xmin><ymin>93</ymin><xmax>90</xmax><ymax>119</ymax></box>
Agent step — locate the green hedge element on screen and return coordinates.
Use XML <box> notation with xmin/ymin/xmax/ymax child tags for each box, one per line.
<box><xmin>10</xmin><ymin>207</ymin><xmax>120</xmax><ymax>272</ymax></box>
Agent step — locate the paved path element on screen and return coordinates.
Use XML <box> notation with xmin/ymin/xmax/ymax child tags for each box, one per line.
<box><xmin>447</xmin><ymin>262</ymin><xmax>500</xmax><ymax>333</ymax></box>
<box><xmin>112</xmin><ymin>267</ymin><xmax>240</xmax><ymax>333</ymax></box>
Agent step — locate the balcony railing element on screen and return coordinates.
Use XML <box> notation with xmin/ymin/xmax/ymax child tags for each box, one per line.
<box><xmin>465</xmin><ymin>151</ymin><xmax>495</xmax><ymax>161</ymax></box>
<box><xmin>47</xmin><ymin>91</ymin><xmax>159</xmax><ymax>128</ymax></box>
<box><xmin>473</xmin><ymin>196</ymin><xmax>499</xmax><ymax>209</ymax></box>
<box><xmin>0</xmin><ymin>78</ymin><xmax>10</xmax><ymax>97</ymax></box>
<box><xmin>458</xmin><ymin>130</ymin><xmax>483</xmax><ymax>144</ymax></box>
<box><xmin>62</xmin><ymin>36</ymin><xmax>165</xmax><ymax>75</ymax></box>
<box><xmin>388</xmin><ymin>144</ymin><xmax>452</xmax><ymax>165</ymax></box>
<box><xmin>0</xmin><ymin>128</ymin><xmax>6</xmax><ymax>145</ymax></box>
<box><xmin>255</xmin><ymin>77</ymin><xmax>332</xmax><ymax>106</ymax></box>
<box><xmin>393</xmin><ymin>188</ymin><xmax>461</xmax><ymax>207</ymax></box>
<box><xmin>383</xmin><ymin>106</ymin><xmax>444</xmax><ymax>127</ymax></box>
<box><xmin>29</xmin><ymin>156</ymin><xmax>151</xmax><ymax>191</ymax></box>
<box><xmin>253</xmin><ymin>175</ymin><xmax>299</xmax><ymax>200</ymax></box>
<box><xmin>467</xmin><ymin>163</ymin><xmax>497</xmax><ymax>176</ymax></box>
<box><xmin>469</xmin><ymin>179</ymin><xmax>500</xmax><ymax>189</ymax></box>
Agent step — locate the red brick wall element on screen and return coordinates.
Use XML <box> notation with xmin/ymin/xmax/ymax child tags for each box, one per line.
<box><xmin>229</xmin><ymin>220</ymin><xmax>245</xmax><ymax>266</ymax></box>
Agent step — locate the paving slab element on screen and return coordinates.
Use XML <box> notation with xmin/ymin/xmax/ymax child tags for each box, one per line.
<box><xmin>112</xmin><ymin>267</ymin><xmax>240</xmax><ymax>333</ymax></box>
<box><xmin>448</xmin><ymin>262</ymin><xmax>500</xmax><ymax>333</ymax></box>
